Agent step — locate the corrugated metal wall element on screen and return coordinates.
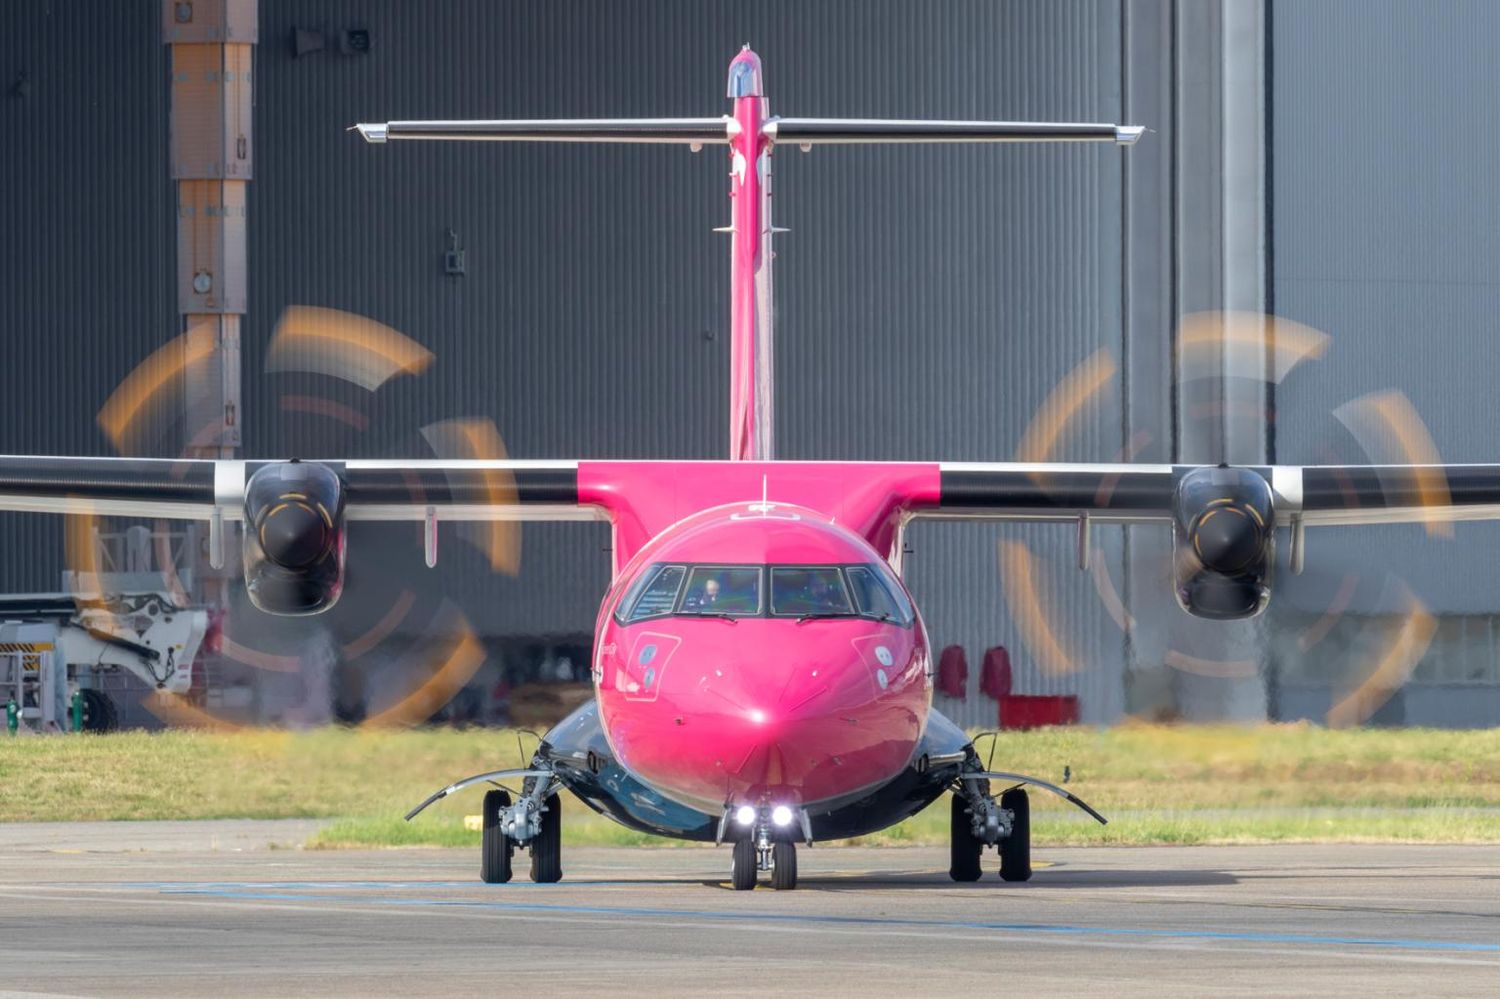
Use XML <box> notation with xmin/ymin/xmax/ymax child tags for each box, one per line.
<box><xmin>1269</xmin><ymin>0</ymin><xmax>1500</xmax><ymax>718</ymax></box>
<box><xmin>3</xmin><ymin>1</ymin><xmax>1154</xmax><ymax>727</ymax></box>
<box><xmin>0</xmin><ymin>3</ymin><xmax>177</xmax><ymax>587</ymax></box>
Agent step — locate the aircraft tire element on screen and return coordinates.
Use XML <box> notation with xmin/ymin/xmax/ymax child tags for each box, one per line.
<box><xmin>480</xmin><ymin>789</ymin><xmax>514</xmax><ymax>884</ymax></box>
<box><xmin>731</xmin><ymin>839</ymin><xmax>757</xmax><ymax>890</ymax></box>
<box><xmin>998</xmin><ymin>788</ymin><xmax>1032</xmax><ymax>883</ymax></box>
<box><xmin>530</xmin><ymin>793</ymin><xmax>563</xmax><ymax>883</ymax></box>
<box><xmin>770</xmin><ymin>842</ymin><xmax>798</xmax><ymax>890</ymax></box>
<box><xmin>948</xmin><ymin>793</ymin><xmax>983</xmax><ymax>882</ymax></box>
<box><xmin>78</xmin><ymin>688</ymin><xmax>118</xmax><ymax>733</ymax></box>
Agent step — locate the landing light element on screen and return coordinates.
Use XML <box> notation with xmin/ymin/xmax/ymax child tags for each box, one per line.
<box><xmin>771</xmin><ymin>805</ymin><xmax>794</xmax><ymax>827</ymax></box>
<box><xmin>735</xmin><ymin>805</ymin><xmax>757</xmax><ymax>826</ymax></box>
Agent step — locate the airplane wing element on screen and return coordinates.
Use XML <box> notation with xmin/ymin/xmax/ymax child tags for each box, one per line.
<box><xmin>919</xmin><ymin>461</ymin><xmax>1500</xmax><ymax>618</ymax></box>
<box><xmin>0</xmin><ymin>455</ymin><xmax>592</xmax><ymax>522</ymax></box>
<box><xmin>0</xmin><ymin>455</ymin><xmax>598</xmax><ymax>615</ymax></box>
<box><xmin>8</xmin><ymin>455</ymin><xmax>1498</xmax><ymax>530</ymax></box>
<box><xmin>924</xmin><ymin>462</ymin><xmax>1500</xmax><ymax>526</ymax></box>
<box><xmin>6</xmin><ymin>455</ymin><xmax>1497</xmax><ymax>620</ymax></box>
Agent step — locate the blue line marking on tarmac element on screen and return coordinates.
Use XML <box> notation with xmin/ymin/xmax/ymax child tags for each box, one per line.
<box><xmin>153</xmin><ymin>887</ymin><xmax>1500</xmax><ymax>955</ymax></box>
<box><xmin>114</xmin><ymin>880</ymin><xmax>644</xmax><ymax>891</ymax></box>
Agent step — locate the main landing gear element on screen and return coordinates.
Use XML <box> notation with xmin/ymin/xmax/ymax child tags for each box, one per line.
<box><xmin>405</xmin><ymin>763</ymin><xmax>569</xmax><ymax>886</ymax></box>
<box><xmin>479</xmin><ymin>779</ymin><xmax>563</xmax><ymax>885</ymax></box>
<box><xmin>949</xmin><ymin>767</ymin><xmax>1108</xmax><ymax>883</ymax></box>
<box><xmin>950</xmin><ymin>779</ymin><xmax>1031</xmax><ymax>882</ymax></box>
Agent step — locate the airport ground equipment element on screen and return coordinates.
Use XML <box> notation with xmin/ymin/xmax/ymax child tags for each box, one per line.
<box><xmin>0</xmin><ymin>593</ymin><xmax>207</xmax><ymax>732</ymax></box>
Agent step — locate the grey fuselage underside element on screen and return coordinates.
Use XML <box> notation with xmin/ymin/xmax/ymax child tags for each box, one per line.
<box><xmin>534</xmin><ymin>701</ymin><xmax>970</xmax><ymax>842</ymax></box>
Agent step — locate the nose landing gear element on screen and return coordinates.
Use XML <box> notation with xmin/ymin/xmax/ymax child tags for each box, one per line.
<box><xmin>730</xmin><ymin>837</ymin><xmax>799</xmax><ymax>891</ymax></box>
<box><xmin>724</xmin><ymin>807</ymin><xmax>807</xmax><ymax>890</ymax></box>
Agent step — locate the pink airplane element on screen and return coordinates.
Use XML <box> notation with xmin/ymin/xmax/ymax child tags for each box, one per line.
<box><xmin>7</xmin><ymin>48</ymin><xmax>1500</xmax><ymax>890</ymax></box>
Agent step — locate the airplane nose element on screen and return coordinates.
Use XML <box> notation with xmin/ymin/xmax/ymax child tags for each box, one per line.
<box><xmin>623</xmin><ymin>650</ymin><xmax>924</xmax><ymax>810</ymax></box>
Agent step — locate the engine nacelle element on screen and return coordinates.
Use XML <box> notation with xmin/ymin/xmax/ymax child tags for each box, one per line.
<box><xmin>1172</xmin><ymin>466</ymin><xmax>1275</xmax><ymax>620</ymax></box>
<box><xmin>242</xmin><ymin>461</ymin><xmax>346</xmax><ymax>615</ymax></box>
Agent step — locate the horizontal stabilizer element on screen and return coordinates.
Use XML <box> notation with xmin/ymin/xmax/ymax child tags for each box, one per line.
<box><xmin>764</xmin><ymin>118</ymin><xmax>1143</xmax><ymax>146</ymax></box>
<box><xmin>353</xmin><ymin>118</ymin><xmax>734</xmax><ymax>145</ymax></box>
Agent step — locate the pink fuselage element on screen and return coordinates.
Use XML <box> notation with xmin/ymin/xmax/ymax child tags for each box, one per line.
<box><xmin>580</xmin><ymin>461</ymin><xmax>943</xmax><ymax>816</ymax></box>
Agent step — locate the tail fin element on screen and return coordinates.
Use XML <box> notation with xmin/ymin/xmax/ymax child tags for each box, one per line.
<box><xmin>352</xmin><ymin>46</ymin><xmax>1143</xmax><ymax>462</ymax></box>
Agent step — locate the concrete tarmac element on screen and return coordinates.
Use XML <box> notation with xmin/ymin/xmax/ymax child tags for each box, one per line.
<box><xmin>1</xmin><ymin>826</ymin><xmax>1498</xmax><ymax>997</ymax></box>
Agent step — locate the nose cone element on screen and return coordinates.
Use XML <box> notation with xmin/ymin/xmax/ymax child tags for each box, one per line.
<box><xmin>260</xmin><ymin>501</ymin><xmax>332</xmax><ymax>568</ymax></box>
<box><xmin>602</xmin><ymin>624</ymin><xmax>927</xmax><ymax>813</ymax></box>
<box><xmin>1192</xmin><ymin>507</ymin><xmax>1262</xmax><ymax>573</ymax></box>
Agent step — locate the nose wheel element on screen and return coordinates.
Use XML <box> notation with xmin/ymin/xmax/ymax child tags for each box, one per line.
<box><xmin>770</xmin><ymin>842</ymin><xmax>798</xmax><ymax>890</ymax></box>
<box><xmin>730</xmin><ymin>838</ymin><xmax>799</xmax><ymax>890</ymax></box>
<box><xmin>731</xmin><ymin>839</ymin><xmax>758</xmax><ymax>890</ymax></box>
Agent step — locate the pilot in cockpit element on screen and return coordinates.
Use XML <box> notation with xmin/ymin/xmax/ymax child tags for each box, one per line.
<box><xmin>684</xmin><ymin>577</ymin><xmax>721</xmax><ymax>610</ymax></box>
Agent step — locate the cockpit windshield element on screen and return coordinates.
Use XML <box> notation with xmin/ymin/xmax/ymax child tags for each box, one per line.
<box><xmin>680</xmin><ymin>566</ymin><xmax>762</xmax><ymax>615</ymax></box>
<box><xmin>769</xmin><ymin>567</ymin><xmax>853</xmax><ymax>617</ymax></box>
<box><xmin>615</xmin><ymin>562</ymin><xmax>915</xmax><ymax>626</ymax></box>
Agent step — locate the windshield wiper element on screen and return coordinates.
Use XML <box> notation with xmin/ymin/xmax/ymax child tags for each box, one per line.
<box><xmin>796</xmin><ymin>612</ymin><xmax>857</xmax><ymax>624</ymax></box>
<box><xmin>683</xmin><ymin>611</ymin><xmax>739</xmax><ymax>622</ymax></box>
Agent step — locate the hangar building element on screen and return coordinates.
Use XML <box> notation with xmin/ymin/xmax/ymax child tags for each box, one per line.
<box><xmin>2</xmin><ymin>1</ymin><xmax>1497</xmax><ymax>728</ymax></box>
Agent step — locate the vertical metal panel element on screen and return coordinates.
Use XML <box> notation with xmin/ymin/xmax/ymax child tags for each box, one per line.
<box><xmin>0</xmin><ymin>2</ymin><xmax>178</xmax><ymax>590</ymax></box>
